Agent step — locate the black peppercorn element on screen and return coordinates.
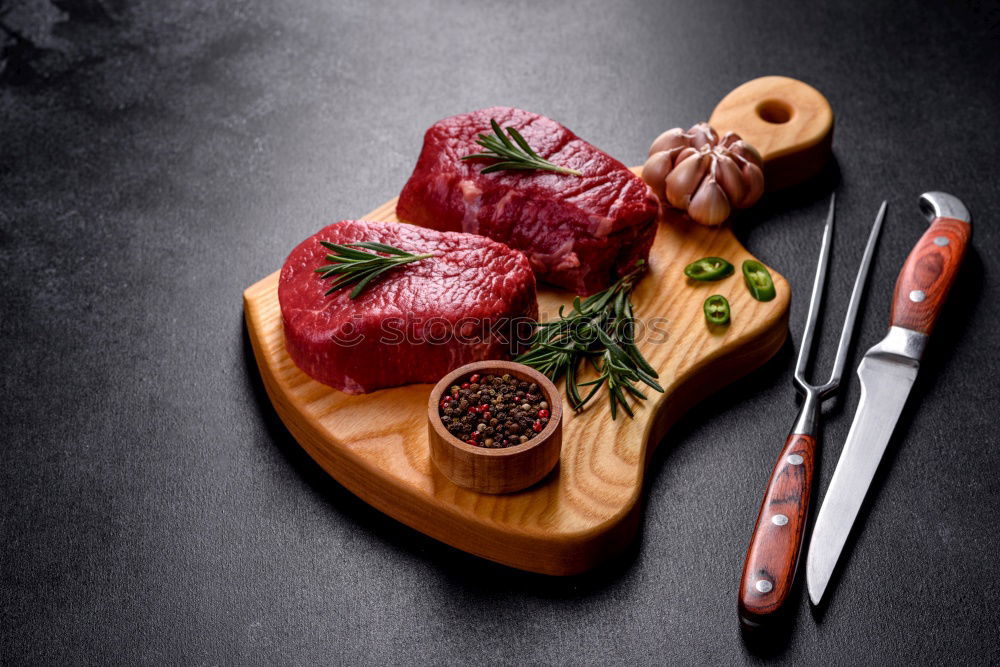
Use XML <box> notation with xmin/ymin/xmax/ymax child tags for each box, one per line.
<box><xmin>438</xmin><ymin>371</ymin><xmax>552</xmax><ymax>449</ymax></box>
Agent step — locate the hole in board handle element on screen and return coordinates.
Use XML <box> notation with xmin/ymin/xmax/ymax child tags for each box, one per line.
<box><xmin>755</xmin><ymin>99</ymin><xmax>793</xmax><ymax>124</ymax></box>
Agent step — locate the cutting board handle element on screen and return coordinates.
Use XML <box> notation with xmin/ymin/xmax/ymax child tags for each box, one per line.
<box><xmin>709</xmin><ymin>76</ymin><xmax>834</xmax><ymax>191</ymax></box>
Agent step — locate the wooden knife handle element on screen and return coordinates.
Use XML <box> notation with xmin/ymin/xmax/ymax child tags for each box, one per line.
<box><xmin>738</xmin><ymin>433</ymin><xmax>815</xmax><ymax>627</ymax></box>
<box><xmin>889</xmin><ymin>217</ymin><xmax>971</xmax><ymax>334</ymax></box>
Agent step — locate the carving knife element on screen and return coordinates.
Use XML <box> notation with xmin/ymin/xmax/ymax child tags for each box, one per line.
<box><xmin>805</xmin><ymin>191</ymin><xmax>972</xmax><ymax>606</ymax></box>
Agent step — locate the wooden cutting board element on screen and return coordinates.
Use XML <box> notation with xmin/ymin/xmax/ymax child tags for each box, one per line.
<box><xmin>243</xmin><ymin>76</ymin><xmax>833</xmax><ymax>575</ymax></box>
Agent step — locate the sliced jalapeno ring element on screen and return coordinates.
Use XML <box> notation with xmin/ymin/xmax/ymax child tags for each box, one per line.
<box><xmin>684</xmin><ymin>256</ymin><xmax>735</xmax><ymax>281</ymax></box>
<box><xmin>703</xmin><ymin>294</ymin><xmax>731</xmax><ymax>326</ymax></box>
<box><xmin>741</xmin><ymin>260</ymin><xmax>776</xmax><ymax>302</ymax></box>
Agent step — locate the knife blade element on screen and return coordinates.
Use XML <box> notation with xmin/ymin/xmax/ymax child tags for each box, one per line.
<box><xmin>805</xmin><ymin>191</ymin><xmax>972</xmax><ymax>606</ymax></box>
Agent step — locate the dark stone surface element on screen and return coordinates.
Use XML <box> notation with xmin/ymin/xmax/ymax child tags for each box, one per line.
<box><xmin>2</xmin><ymin>1</ymin><xmax>998</xmax><ymax>663</ymax></box>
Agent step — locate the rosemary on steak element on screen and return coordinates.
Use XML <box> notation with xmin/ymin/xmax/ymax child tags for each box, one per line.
<box><xmin>314</xmin><ymin>241</ymin><xmax>433</xmax><ymax>298</ymax></box>
<box><xmin>462</xmin><ymin>119</ymin><xmax>583</xmax><ymax>176</ymax></box>
<box><xmin>515</xmin><ymin>262</ymin><xmax>662</xmax><ymax>419</ymax></box>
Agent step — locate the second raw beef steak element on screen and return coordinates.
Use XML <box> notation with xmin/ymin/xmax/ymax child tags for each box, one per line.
<box><xmin>397</xmin><ymin>107</ymin><xmax>659</xmax><ymax>295</ymax></box>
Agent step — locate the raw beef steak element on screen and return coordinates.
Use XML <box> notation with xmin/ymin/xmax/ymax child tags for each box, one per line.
<box><xmin>397</xmin><ymin>107</ymin><xmax>659</xmax><ymax>295</ymax></box>
<box><xmin>279</xmin><ymin>221</ymin><xmax>538</xmax><ymax>394</ymax></box>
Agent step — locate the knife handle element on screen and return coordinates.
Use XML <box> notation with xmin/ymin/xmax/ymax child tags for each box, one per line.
<box><xmin>738</xmin><ymin>432</ymin><xmax>815</xmax><ymax>627</ymax></box>
<box><xmin>890</xmin><ymin>216</ymin><xmax>971</xmax><ymax>335</ymax></box>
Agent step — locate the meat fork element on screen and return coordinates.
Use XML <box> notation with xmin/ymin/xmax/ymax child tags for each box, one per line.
<box><xmin>738</xmin><ymin>195</ymin><xmax>886</xmax><ymax>628</ymax></box>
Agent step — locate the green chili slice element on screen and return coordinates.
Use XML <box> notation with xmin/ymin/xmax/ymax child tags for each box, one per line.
<box><xmin>703</xmin><ymin>294</ymin><xmax>731</xmax><ymax>326</ymax></box>
<box><xmin>684</xmin><ymin>256</ymin><xmax>734</xmax><ymax>281</ymax></box>
<box><xmin>741</xmin><ymin>260</ymin><xmax>776</xmax><ymax>302</ymax></box>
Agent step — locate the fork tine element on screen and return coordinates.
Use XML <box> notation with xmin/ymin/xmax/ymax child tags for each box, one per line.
<box><xmin>793</xmin><ymin>194</ymin><xmax>836</xmax><ymax>391</ymax></box>
<box><xmin>822</xmin><ymin>200</ymin><xmax>887</xmax><ymax>393</ymax></box>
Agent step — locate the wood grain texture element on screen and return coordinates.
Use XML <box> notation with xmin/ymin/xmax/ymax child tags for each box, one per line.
<box><xmin>738</xmin><ymin>433</ymin><xmax>816</xmax><ymax>626</ymax></box>
<box><xmin>243</xmin><ymin>185</ymin><xmax>789</xmax><ymax>574</ymax></box>
<box><xmin>427</xmin><ymin>361</ymin><xmax>563</xmax><ymax>495</ymax></box>
<box><xmin>889</xmin><ymin>217</ymin><xmax>971</xmax><ymax>334</ymax></box>
<box><xmin>709</xmin><ymin>76</ymin><xmax>833</xmax><ymax>191</ymax></box>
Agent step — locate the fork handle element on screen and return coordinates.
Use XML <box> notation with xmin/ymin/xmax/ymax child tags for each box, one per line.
<box><xmin>738</xmin><ymin>431</ymin><xmax>816</xmax><ymax>627</ymax></box>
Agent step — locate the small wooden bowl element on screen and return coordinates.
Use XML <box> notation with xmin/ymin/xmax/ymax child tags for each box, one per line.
<box><xmin>427</xmin><ymin>360</ymin><xmax>562</xmax><ymax>495</ymax></box>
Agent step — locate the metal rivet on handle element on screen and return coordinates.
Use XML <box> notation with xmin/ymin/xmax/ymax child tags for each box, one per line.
<box><xmin>934</xmin><ymin>236</ymin><xmax>949</xmax><ymax>247</ymax></box>
<box><xmin>787</xmin><ymin>454</ymin><xmax>803</xmax><ymax>465</ymax></box>
<box><xmin>909</xmin><ymin>290</ymin><xmax>926</xmax><ymax>302</ymax></box>
<box><xmin>771</xmin><ymin>514</ymin><xmax>789</xmax><ymax>526</ymax></box>
<box><xmin>755</xmin><ymin>580</ymin><xmax>773</xmax><ymax>593</ymax></box>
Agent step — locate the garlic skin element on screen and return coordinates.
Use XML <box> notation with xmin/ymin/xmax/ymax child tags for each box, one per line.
<box><xmin>641</xmin><ymin>123</ymin><xmax>764</xmax><ymax>226</ymax></box>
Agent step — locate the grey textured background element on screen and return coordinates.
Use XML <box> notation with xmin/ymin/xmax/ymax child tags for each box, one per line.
<box><xmin>2</xmin><ymin>0</ymin><xmax>999</xmax><ymax>664</ymax></box>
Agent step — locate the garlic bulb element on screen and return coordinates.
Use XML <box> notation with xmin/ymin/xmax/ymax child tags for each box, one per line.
<box><xmin>641</xmin><ymin>123</ymin><xmax>764</xmax><ymax>226</ymax></box>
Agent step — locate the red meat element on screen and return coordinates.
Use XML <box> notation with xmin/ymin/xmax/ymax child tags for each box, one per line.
<box><xmin>279</xmin><ymin>221</ymin><xmax>538</xmax><ymax>394</ymax></box>
<box><xmin>397</xmin><ymin>107</ymin><xmax>659</xmax><ymax>295</ymax></box>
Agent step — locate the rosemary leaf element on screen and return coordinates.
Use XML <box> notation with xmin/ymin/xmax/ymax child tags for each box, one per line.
<box><xmin>515</xmin><ymin>261</ymin><xmax>663</xmax><ymax>419</ymax></box>
<box><xmin>315</xmin><ymin>241</ymin><xmax>433</xmax><ymax>298</ymax></box>
<box><xmin>462</xmin><ymin>118</ymin><xmax>583</xmax><ymax>177</ymax></box>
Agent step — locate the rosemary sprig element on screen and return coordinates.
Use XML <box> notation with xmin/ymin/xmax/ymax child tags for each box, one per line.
<box><xmin>314</xmin><ymin>241</ymin><xmax>434</xmax><ymax>298</ymax></box>
<box><xmin>462</xmin><ymin>119</ymin><xmax>583</xmax><ymax>176</ymax></box>
<box><xmin>515</xmin><ymin>262</ymin><xmax>663</xmax><ymax>419</ymax></box>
